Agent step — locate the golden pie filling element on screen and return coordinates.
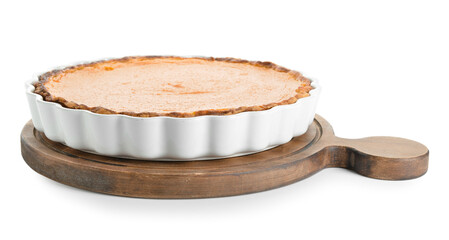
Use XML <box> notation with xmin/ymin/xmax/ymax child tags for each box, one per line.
<box><xmin>34</xmin><ymin>56</ymin><xmax>312</xmax><ymax>117</ymax></box>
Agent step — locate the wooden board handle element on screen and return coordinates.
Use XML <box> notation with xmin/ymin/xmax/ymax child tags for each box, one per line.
<box><xmin>328</xmin><ymin>137</ymin><xmax>429</xmax><ymax>180</ymax></box>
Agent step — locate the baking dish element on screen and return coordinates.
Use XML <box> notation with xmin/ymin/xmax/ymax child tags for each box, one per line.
<box><xmin>25</xmin><ymin>61</ymin><xmax>320</xmax><ymax>160</ymax></box>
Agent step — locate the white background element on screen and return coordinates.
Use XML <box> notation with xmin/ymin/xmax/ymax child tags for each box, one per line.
<box><xmin>1</xmin><ymin>0</ymin><xmax>448</xmax><ymax>239</ymax></box>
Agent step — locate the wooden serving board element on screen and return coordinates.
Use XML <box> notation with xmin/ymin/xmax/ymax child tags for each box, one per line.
<box><xmin>20</xmin><ymin>115</ymin><xmax>429</xmax><ymax>199</ymax></box>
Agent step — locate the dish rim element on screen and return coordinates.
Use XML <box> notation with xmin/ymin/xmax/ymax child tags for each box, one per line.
<box><xmin>27</xmin><ymin>56</ymin><xmax>319</xmax><ymax>119</ymax></box>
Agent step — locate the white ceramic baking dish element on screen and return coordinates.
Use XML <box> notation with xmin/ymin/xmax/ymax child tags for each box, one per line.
<box><xmin>25</xmin><ymin>64</ymin><xmax>320</xmax><ymax>160</ymax></box>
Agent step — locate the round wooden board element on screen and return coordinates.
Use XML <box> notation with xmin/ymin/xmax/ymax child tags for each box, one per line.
<box><xmin>21</xmin><ymin>115</ymin><xmax>429</xmax><ymax>198</ymax></box>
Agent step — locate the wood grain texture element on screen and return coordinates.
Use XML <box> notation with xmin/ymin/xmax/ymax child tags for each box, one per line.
<box><xmin>20</xmin><ymin>115</ymin><xmax>429</xmax><ymax>198</ymax></box>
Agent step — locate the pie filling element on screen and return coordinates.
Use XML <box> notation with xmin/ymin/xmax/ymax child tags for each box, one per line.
<box><xmin>34</xmin><ymin>56</ymin><xmax>312</xmax><ymax>117</ymax></box>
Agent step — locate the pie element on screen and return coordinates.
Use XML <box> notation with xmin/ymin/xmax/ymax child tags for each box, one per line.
<box><xmin>34</xmin><ymin>56</ymin><xmax>312</xmax><ymax>117</ymax></box>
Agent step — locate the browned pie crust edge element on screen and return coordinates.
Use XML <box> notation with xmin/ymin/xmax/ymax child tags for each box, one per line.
<box><xmin>33</xmin><ymin>56</ymin><xmax>313</xmax><ymax>118</ymax></box>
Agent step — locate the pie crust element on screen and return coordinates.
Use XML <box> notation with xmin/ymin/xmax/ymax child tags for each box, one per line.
<box><xmin>33</xmin><ymin>56</ymin><xmax>313</xmax><ymax>117</ymax></box>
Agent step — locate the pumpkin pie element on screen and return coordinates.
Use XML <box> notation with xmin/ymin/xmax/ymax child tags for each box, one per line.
<box><xmin>34</xmin><ymin>56</ymin><xmax>312</xmax><ymax>117</ymax></box>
